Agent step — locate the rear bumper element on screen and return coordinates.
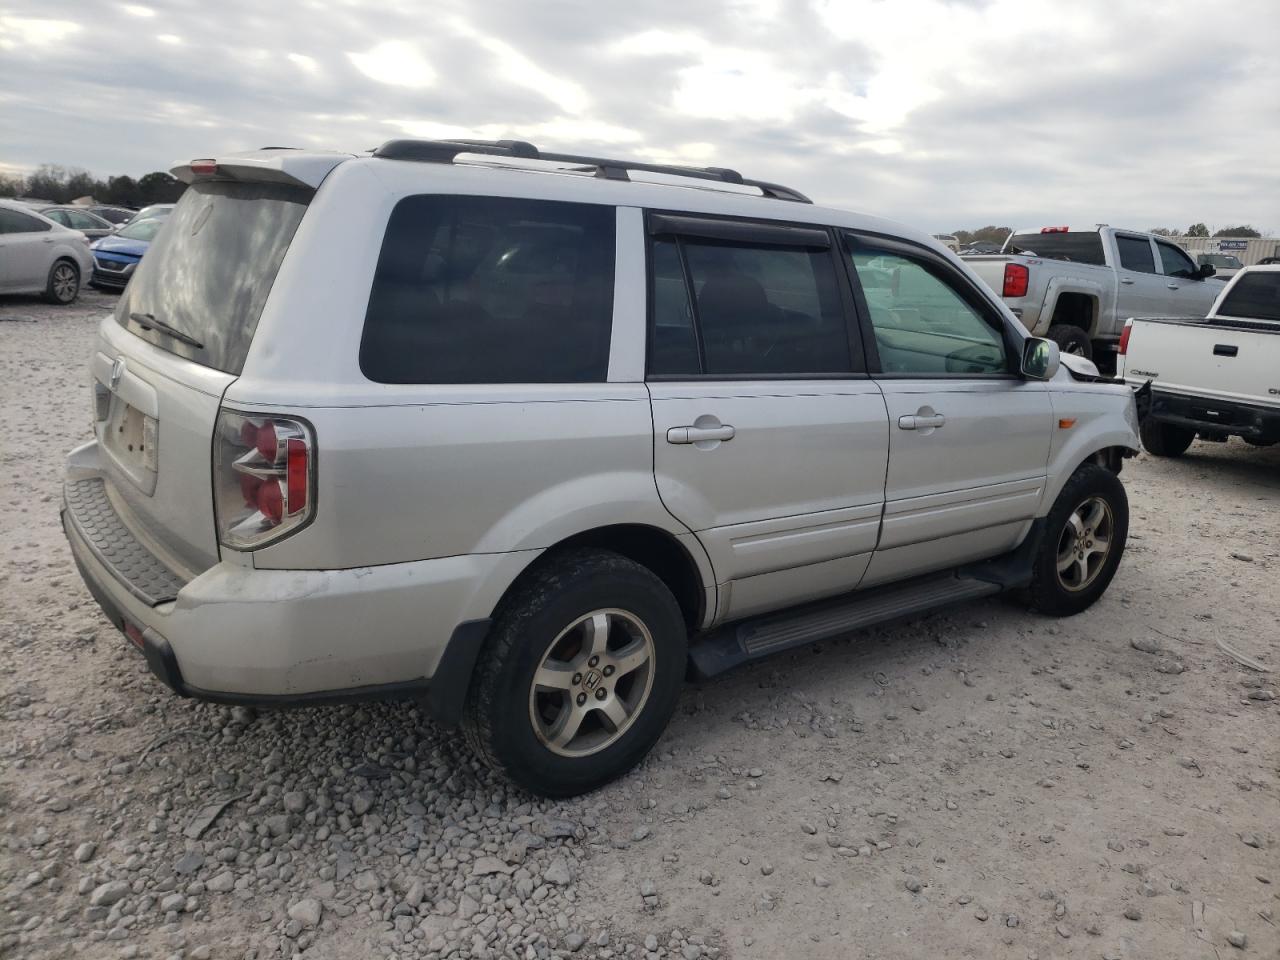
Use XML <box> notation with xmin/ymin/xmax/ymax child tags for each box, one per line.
<box><xmin>61</xmin><ymin>477</ymin><xmax>529</xmax><ymax>722</ymax></box>
<box><xmin>1145</xmin><ymin>389</ymin><xmax>1280</xmax><ymax>441</ymax></box>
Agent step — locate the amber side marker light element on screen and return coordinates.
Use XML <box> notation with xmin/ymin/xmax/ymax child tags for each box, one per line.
<box><xmin>1058</xmin><ymin>418</ymin><xmax>1077</xmax><ymax>429</ymax></box>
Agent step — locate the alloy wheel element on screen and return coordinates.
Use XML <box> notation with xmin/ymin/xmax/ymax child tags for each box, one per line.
<box><xmin>528</xmin><ymin>608</ymin><xmax>656</xmax><ymax>758</ymax></box>
<box><xmin>1055</xmin><ymin>495</ymin><xmax>1114</xmax><ymax>592</ymax></box>
<box><xmin>52</xmin><ymin>263</ymin><xmax>78</xmax><ymax>302</ymax></box>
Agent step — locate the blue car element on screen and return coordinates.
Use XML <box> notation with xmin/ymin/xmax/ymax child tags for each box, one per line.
<box><xmin>89</xmin><ymin>216</ymin><xmax>168</xmax><ymax>291</ymax></box>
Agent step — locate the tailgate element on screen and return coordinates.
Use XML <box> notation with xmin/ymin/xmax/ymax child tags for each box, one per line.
<box><xmin>1122</xmin><ymin>318</ymin><xmax>1280</xmax><ymax>404</ymax></box>
<box><xmin>74</xmin><ymin>178</ymin><xmax>313</xmax><ymax>580</ymax></box>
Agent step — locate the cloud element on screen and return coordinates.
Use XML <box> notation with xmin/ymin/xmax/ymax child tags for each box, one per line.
<box><xmin>0</xmin><ymin>0</ymin><xmax>1275</xmax><ymax>235</ymax></box>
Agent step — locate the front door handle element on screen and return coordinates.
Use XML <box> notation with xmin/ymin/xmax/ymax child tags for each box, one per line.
<box><xmin>667</xmin><ymin>423</ymin><xmax>735</xmax><ymax>444</ymax></box>
<box><xmin>898</xmin><ymin>414</ymin><xmax>946</xmax><ymax>430</ymax></box>
<box><xmin>1120</xmin><ymin>277</ymin><xmax>1135</xmax><ymax>285</ymax></box>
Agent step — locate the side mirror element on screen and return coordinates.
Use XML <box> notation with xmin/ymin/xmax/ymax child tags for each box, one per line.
<box><xmin>1021</xmin><ymin>337</ymin><xmax>1060</xmax><ymax>381</ymax></box>
<box><xmin>1197</xmin><ymin>263</ymin><xmax>1216</xmax><ymax>279</ymax></box>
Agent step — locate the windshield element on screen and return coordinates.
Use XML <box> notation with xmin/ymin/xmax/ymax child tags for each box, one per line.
<box><xmin>1200</xmin><ymin>254</ymin><xmax>1242</xmax><ymax>268</ymax></box>
<box><xmin>116</xmin><ymin>217</ymin><xmax>165</xmax><ymax>242</ymax></box>
<box><xmin>1006</xmin><ymin>232</ymin><xmax>1106</xmax><ymax>265</ymax></box>
<box><xmin>1216</xmin><ymin>272</ymin><xmax>1280</xmax><ymax>322</ymax></box>
<box><xmin>115</xmin><ymin>181</ymin><xmax>312</xmax><ymax>374</ymax></box>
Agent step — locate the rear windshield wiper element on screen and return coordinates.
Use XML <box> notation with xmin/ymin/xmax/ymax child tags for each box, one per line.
<box><xmin>130</xmin><ymin>312</ymin><xmax>204</xmax><ymax>350</ymax></box>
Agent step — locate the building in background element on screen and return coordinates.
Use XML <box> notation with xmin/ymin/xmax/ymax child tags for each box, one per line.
<box><xmin>1172</xmin><ymin>236</ymin><xmax>1280</xmax><ymax>266</ymax></box>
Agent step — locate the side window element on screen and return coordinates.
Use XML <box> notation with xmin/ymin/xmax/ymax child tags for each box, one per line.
<box><xmin>68</xmin><ymin>211</ymin><xmax>101</xmax><ymax>230</ymax></box>
<box><xmin>647</xmin><ymin>236</ymin><xmax>852</xmax><ymax>376</ymax></box>
<box><xmin>1116</xmin><ymin>235</ymin><xmax>1157</xmax><ymax>273</ymax></box>
<box><xmin>360</xmin><ymin>196</ymin><xmax>616</xmax><ymax>384</ymax></box>
<box><xmin>44</xmin><ymin>210</ymin><xmax>70</xmax><ymax>226</ymax></box>
<box><xmin>847</xmin><ymin>240</ymin><xmax>1010</xmax><ymax>376</ymax></box>
<box><xmin>1156</xmin><ymin>241</ymin><xmax>1196</xmax><ymax>278</ymax></box>
<box><xmin>0</xmin><ymin>209</ymin><xmax>51</xmax><ymax>234</ymax></box>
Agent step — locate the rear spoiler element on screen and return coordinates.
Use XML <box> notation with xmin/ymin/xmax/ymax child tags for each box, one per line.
<box><xmin>170</xmin><ymin>150</ymin><xmax>353</xmax><ymax>189</ymax></box>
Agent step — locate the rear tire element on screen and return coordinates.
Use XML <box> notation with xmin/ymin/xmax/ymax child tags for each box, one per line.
<box><xmin>44</xmin><ymin>259</ymin><xmax>80</xmax><ymax>304</ymax></box>
<box><xmin>1140</xmin><ymin>419</ymin><xmax>1195</xmax><ymax>458</ymax></box>
<box><xmin>1047</xmin><ymin>324</ymin><xmax>1092</xmax><ymax>359</ymax></box>
<box><xmin>462</xmin><ymin>549</ymin><xmax>687</xmax><ymax>797</ymax></box>
<box><xmin>1027</xmin><ymin>463</ymin><xmax>1128</xmax><ymax>616</ymax></box>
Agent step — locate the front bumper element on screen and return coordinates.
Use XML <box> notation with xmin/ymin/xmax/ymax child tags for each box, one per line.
<box><xmin>90</xmin><ymin>257</ymin><xmax>137</xmax><ymax>288</ymax></box>
<box><xmin>1146</xmin><ymin>389</ymin><xmax>1280</xmax><ymax>442</ymax></box>
<box><xmin>60</xmin><ymin>476</ymin><xmax>524</xmax><ymax>722</ymax></box>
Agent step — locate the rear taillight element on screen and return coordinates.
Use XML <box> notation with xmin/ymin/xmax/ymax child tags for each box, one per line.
<box><xmin>213</xmin><ymin>409</ymin><xmax>314</xmax><ymax>550</ymax></box>
<box><xmin>1003</xmin><ymin>263</ymin><xmax>1030</xmax><ymax>298</ymax></box>
<box><xmin>1118</xmin><ymin>319</ymin><xmax>1133</xmax><ymax>356</ymax></box>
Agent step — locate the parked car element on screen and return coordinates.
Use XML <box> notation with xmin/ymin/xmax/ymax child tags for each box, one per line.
<box><xmin>1119</xmin><ymin>265</ymin><xmax>1280</xmax><ymax>455</ymax></box>
<box><xmin>35</xmin><ymin>205</ymin><xmax>115</xmax><ymax>240</ymax></box>
<box><xmin>965</xmin><ymin>226</ymin><xmax>1220</xmax><ymax>369</ymax></box>
<box><xmin>932</xmin><ymin>233</ymin><xmax>960</xmax><ymax>252</ymax></box>
<box><xmin>1197</xmin><ymin>252</ymin><xmax>1244</xmax><ymax>282</ymax></box>
<box><xmin>88</xmin><ymin>216</ymin><xmax>167</xmax><ymax>290</ymax></box>
<box><xmin>960</xmin><ymin>241</ymin><xmax>1003</xmax><ymax>255</ymax></box>
<box><xmin>116</xmin><ymin>203</ymin><xmax>174</xmax><ymax>231</ymax></box>
<box><xmin>63</xmin><ymin>142</ymin><xmax>1140</xmax><ymax>796</ymax></box>
<box><xmin>0</xmin><ymin>198</ymin><xmax>93</xmax><ymax>303</ymax></box>
<box><xmin>89</xmin><ymin>205</ymin><xmax>137</xmax><ymax>225</ymax></box>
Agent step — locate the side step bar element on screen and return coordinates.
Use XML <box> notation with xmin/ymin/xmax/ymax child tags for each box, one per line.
<box><xmin>687</xmin><ymin>520</ymin><xmax>1045</xmax><ymax>681</ymax></box>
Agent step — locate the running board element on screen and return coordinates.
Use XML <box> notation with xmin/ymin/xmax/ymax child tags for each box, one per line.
<box><xmin>688</xmin><ymin>572</ymin><xmax>1002</xmax><ymax>680</ymax></box>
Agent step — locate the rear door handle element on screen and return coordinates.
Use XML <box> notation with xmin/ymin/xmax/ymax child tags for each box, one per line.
<box><xmin>1166</xmin><ymin>283</ymin><xmax>1179</xmax><ymax>290</ymax></box>
<box><xmin>1119</xmin><ymin>278</ymin><xmax>1135</xmax><ymax>285</ymax></box>
<box><xmin>898</xmin><ymin>414</ymin><xmax>946</xmax><ymax>430</ymax></box>
<box><xmin>667</xmin><ymin>424</ymin><xmax>735</xmax><ymax>444</ymax></box>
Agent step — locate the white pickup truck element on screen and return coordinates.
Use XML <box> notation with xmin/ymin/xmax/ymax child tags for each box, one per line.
<box><xmin>966</xmin><ymin>226</ymin><xmax>1220</xmax><ymax>370</ymax></box>
<box><xmin>1119</xmin><ymin>265</ymin><xmax>1280</xmax><ymax>456</ymax></box>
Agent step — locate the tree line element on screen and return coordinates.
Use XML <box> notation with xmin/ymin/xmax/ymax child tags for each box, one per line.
<box><xmin>0</xmin><ymin>164</ymin><xmax>186</xmax><ymax>208</ymax></box>
<box><xmin>950</xmin><ymin>223</ymin><xmax>1264</xmax><ymax>245</ymax></box>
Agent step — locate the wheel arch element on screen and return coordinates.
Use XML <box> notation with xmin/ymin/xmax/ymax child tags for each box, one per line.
<box><xmin>1041</xmin><ymin>441</ymin><xmax>1137</xmax><ymax>514</ymax></box>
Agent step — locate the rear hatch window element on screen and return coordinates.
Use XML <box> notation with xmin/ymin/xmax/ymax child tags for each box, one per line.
<box><xmin>1007</xmin><ymin>232</ymin><xmax>1105</xmax><ymax>266</ymax></box>
<box><xmin>115</xmin><ymin>181</ymin><xmax>311</xmax><ymax>374</ymax></box>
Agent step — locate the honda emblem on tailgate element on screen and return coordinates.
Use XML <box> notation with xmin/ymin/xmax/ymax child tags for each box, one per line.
<box><xmin>110</xmin><ymin>357</ymin><xmax>125</xmax><ymax>390</ymax></box>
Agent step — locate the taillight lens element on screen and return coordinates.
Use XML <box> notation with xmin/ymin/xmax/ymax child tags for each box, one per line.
<box><xmin>213</xmin><ymin>410</ymin><xmax>314</xmax><ymax>550</ymax></box>
<box><xmin>1118</xmin><ymin>319</ymin><xmax>1133</xmax><ymax>356</ymax></box>
<box><xmin>1003</xmin><ymin>263</ymin><xmax>1030</xmax><ymax>298</ymax></box>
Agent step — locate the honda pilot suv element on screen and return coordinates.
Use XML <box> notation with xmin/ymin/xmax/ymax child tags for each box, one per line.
<box><xmin>63</xmin><ymin>140</ymin><xmax>1140</xmax><ymax>796</ymax></box>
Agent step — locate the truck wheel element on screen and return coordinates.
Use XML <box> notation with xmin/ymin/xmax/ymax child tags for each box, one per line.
<box><xmin>1047</xmin><ymin>324</ymin><xmax>1092</xmax><ymax>359</ymax></box>
<box><xmin>1139</xmin><ymin>419</ymin><xmax>1195</xmax><ymax>457</ymax></box>
<box><xmin>462</xmin><ymin>549</ymin><xmax>687</xmax><ymax>797</ymax></box>
<box><xmin>1027</xmin><ymin>463</ymin><xmax>1128</xmax><ymax>616</ymax></box>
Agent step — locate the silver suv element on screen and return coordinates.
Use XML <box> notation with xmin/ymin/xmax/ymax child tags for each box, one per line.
<box><xmin>63</xmin><ymin>140</ymin><xmax>1140</xmax><ymax>796</ymax></box>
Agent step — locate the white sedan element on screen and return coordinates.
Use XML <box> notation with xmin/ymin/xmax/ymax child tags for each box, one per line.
<box><xmin>0</xmin><ymin>199</ymin><xmax>95</xmax><ymax>303</ymax></box>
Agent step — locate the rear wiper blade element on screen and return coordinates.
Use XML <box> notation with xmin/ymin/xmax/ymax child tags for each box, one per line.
<box><xmin>130</xmin><ymin>312</ymin><xmax>204</xmax><ymax>349</ymax></box>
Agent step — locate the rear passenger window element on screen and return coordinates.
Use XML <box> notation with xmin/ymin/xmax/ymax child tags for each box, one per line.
<box><xmin>361</xmin><ymin>196</ymin><xmax>615</xmax><ymax>383</ymax></box>
<box><xmin>1116</xmin><ymin>236</ymin><xmax>1157</xmax><ymax>273</ymax></box>
<box><xmin>648</xmin><ymin>237</ymin><xmax>852</xmax><ymax>376</ymax></box>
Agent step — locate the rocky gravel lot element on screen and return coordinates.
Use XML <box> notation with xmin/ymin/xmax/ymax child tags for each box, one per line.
<box><xmin>2</xmin><ymin>292</ymin><xmax>1278</xmax><ymax>960</ymax></box>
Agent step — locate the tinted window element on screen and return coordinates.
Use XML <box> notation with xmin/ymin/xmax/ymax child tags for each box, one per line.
<box><xmin>1116</xmin><ymin>236</ymin><xmax>1156</xmax><ymax>273</ymax></box>
<box><xmin>0</xmin><ymin>208</ymin><xmax>51</xmax><ymax>234</ymax></box>
<box><xmin>647</xmin><ymin>237</ymin><xmax>850</xmax><ymax>376</ymax></box>
<box><xmin>1007</xmin><ymin>232</ymin><xmax>1105</xmax><ymax>265</ymax></box>
<box><xmin>66</xmin><ymin>210</ymin><xmax>104</xmax><ymax>230</ymax></box>
<box><xmin>1157</xmin><ymin>242</ymin><xmax>1197</xmax><ymax>278</ymax></box>
<box><xmin>1217</xmin><ymin>272</ymin><xmax>1280</xmax><ymax>322</ymax></box>
<box><xmin>93</xmin><ymin>207</ymin><xmax>133</xmax><ymax>224</ymax></box>
<box><xmin>848</xmin><ymin>242</ymin><xmax>1009</xmax><ymax>376</ymax></box>
<box><xmin>361</xmin><ymin>196</ymin><xmax>615</xmax><ymax>384</ymax></box>
<box><xmin>116</xmin><ymin>181</ymin><xmax>310</xmax><ymax>375</ymax></box>
<box><xmin>43</xmin><ymin>209</ymin><xmax>70</xmax><ymax>226</ymax></box>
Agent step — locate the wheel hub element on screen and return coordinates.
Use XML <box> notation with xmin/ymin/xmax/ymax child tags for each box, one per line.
<box><xmin>1055</xmin><ymin>496</ymin><xmax>1114</xmax><ymax>593</ymax></box>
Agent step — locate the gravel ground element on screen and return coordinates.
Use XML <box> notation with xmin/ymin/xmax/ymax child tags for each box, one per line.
<box><xmin>2</xmin><ymin>293</ymin><xmax>1277</xmax><ymax>960</ymax></box>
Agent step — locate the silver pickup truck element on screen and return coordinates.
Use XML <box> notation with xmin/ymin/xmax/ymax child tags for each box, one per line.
<box><xmin>1119</xmin><ymin>265</ymin><xmax>1280</xmax><ymax>456</ymax></box>
<box><xmin>966</xmin><ymin>226</ymin><xmax>1220</xmax><ymax>370</ymax></box>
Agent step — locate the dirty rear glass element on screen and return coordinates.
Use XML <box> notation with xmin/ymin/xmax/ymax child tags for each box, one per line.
<box><xmin>115</xmin><ymin>181</ymin><xmax>311</xmax><ymax>375</ymax></box>
<box><xmin>1007</xmin><ymin>232</ymin><xmax>1106</xmax><ymax>266</ymax></box>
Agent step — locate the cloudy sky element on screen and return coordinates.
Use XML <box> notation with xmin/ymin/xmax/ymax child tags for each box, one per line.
<box><xmin>1</xmin><ymin>0</ymin><xmax>1277</xmax><ymax>234</ymax></box>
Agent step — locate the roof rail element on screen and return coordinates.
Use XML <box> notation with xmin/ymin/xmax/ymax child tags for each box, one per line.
<box><xmin>371</xmin><ymin>139</ymin><xmax>812</xmax><ymax>204</ymax></box>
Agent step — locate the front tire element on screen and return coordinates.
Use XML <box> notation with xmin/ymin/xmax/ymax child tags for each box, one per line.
<box><xmin>44</xmin><ymin>259</ymin><xmax>80</xmax><ymax>304</ymax></box>
<box><xmin>1140</xmin><ymin>419</ymin><xmax>1195</xmax><ymax>457</ymax></box>
<box><xmin>462</xmin><ymin>550</ymin><xmax>687</xmax><ymax>797</ymax></box>
<box><xmin>1027</xmin><ymin>463</ymin><xmax>1128</xmax><ymax>616</ymax></box>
